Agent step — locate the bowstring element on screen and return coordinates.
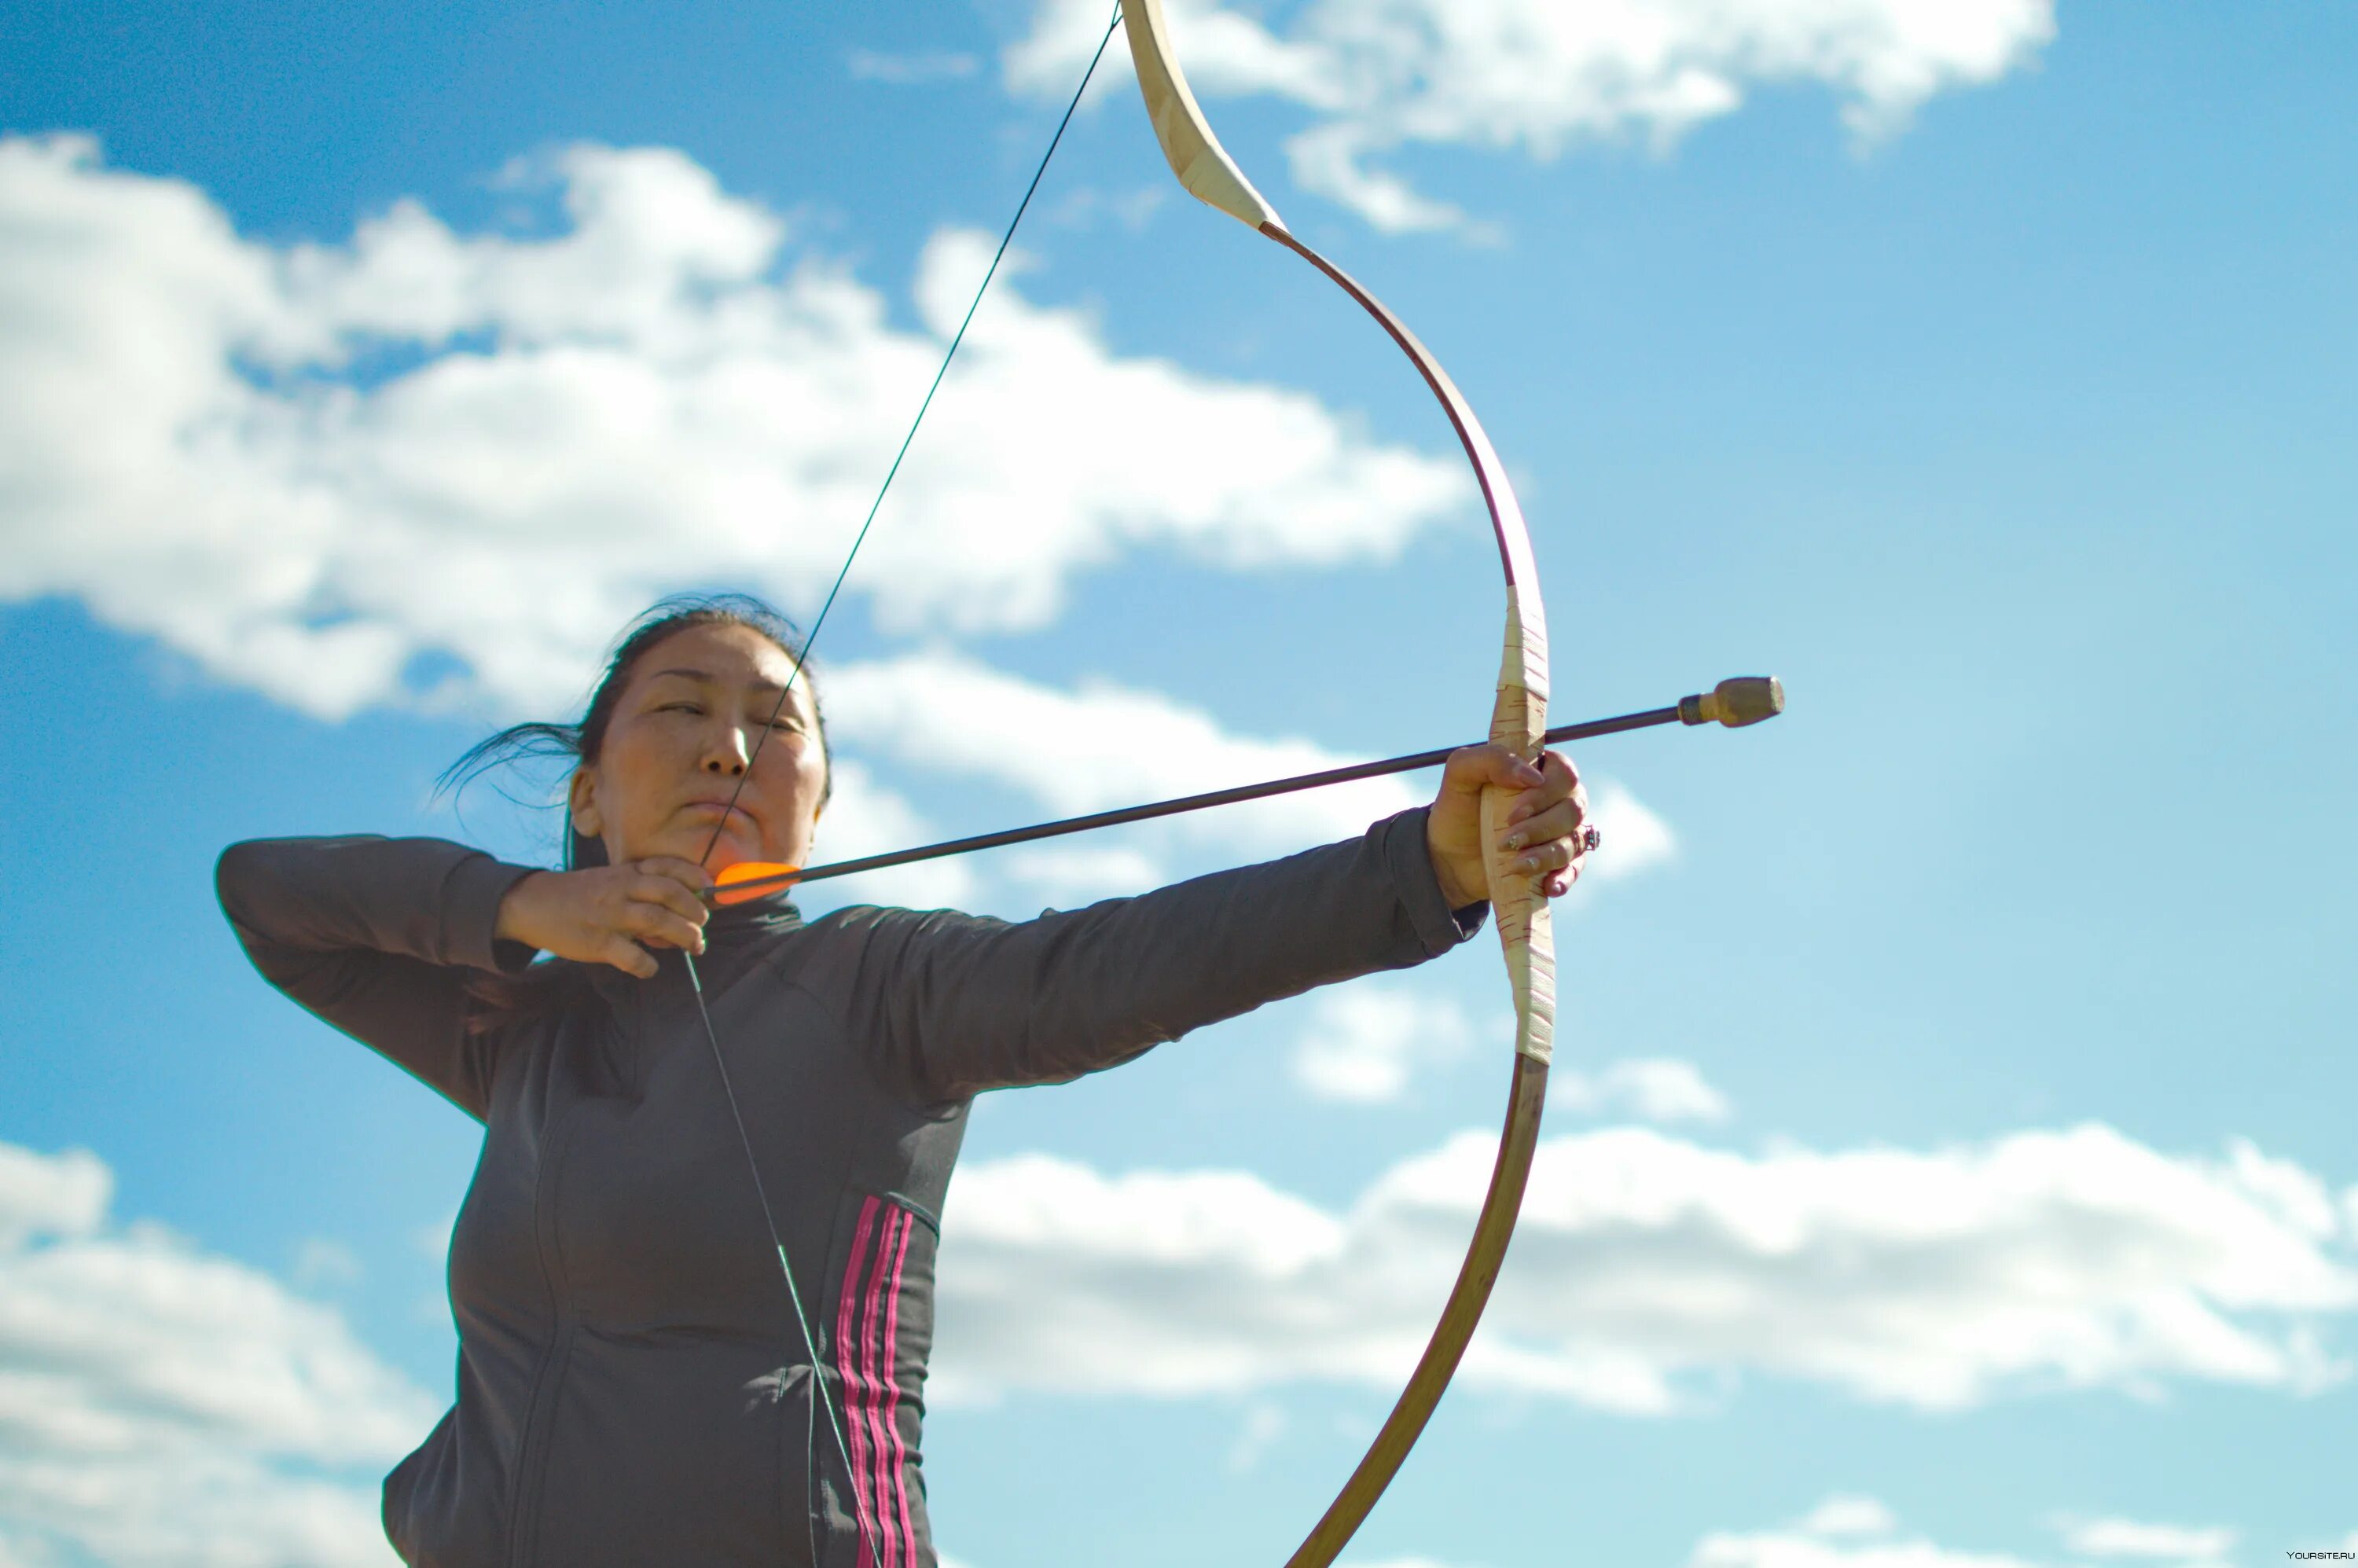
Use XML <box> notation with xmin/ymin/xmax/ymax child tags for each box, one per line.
<box><xmin>691</xmin><ymin>2</ymin><xmax>1126</xmax><ymax>873</ymax></box>
<box><xmin>679</xmin><ymin>8</ymin><xmax>1125</xmax><ymax>1560</ymax></box>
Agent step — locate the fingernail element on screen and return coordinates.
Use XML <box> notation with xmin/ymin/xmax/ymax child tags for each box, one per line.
<box><xmin>1516</xmin><ymin>855</ymin><xmax>1538</xmax><ymax>874</ymax></box>
<box><xmin>1502</xmin><ymin>831</ymin><xmax>1525</xmax><ymax>851</ymax></box>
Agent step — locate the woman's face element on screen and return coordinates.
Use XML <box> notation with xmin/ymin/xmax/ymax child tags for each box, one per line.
<box><xmin>569</xmin><ymin>622</ymin><xmax>828</xmax><ymax>876</ymax></box>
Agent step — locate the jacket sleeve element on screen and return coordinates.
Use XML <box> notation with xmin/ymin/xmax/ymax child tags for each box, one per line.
<box><xmin>215</xmin><ymin>836</ymin><xmax>543</xmax><ymax>1120</ymax></box>
<box><xmin>826</xmin><ymin>808</ymin><xmax>1484</xmax><ymax>1101</ymax></box>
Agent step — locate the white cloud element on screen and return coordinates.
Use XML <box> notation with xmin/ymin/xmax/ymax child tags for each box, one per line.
<box><xmin>1798</xmin><ymin>1496</ymin><xmax>1898</xmax><ymax>1538</ymax></box>
<box><xmin>1224</xmin><ymin>1400</ymin><xmax>1286</xmax><ymax>1473</ymax></box>
<box><xmin>1011</xmin><ymin>0</ymin><xmax>2058</xmax><ymax>234</ymax></box>
<box><xmin>847</xmin><ymin>49</ymin><xmax>980</xmax><ymax>85</ymax></box>
<box><xmin>2053</xmin><ymin>1515</ymin><xmax>2236</xmax><ymax>1562</ymax></box>
<box><xmin>1671</xmin><ymin>1496</ymin><xmax>2254</xmax><ymax>1568</ymax></box>
<box><xmin>1681</xmin><ymin>1495</ymin><xmax>2077</xmax><ymax>1568</ymax></box>
<box><xmin>930</xmin><ymin>1124</ymin><xmax>2358</xmax><ymax>1415</ymax></box>
<box><xmin>1686</xmin><ymin>1496</ymin><xmax>2240</xmax><ymax>1568</ymax></box>
<box><xmin>997</xmin><ymin>844</ymin><xmax>1167</xmax><ymax>904</ymax></box>
<box><xmin>1290</xmin><ymin>982</ymin><xmax>1482</xmax><ymax>1103</ymax></box>
<box><xmin>929</xmin><ymin>1152</ymin><xmax>1349</xmax><ymax>1404</ymax></box>
<box><xmin>1287</xmin><ymin>981</ymin><xmax>1729</xmax><ymax>1113</ymax></box>
<box><xmin>0</xmin><ymin>1450</ymin><xmax>396</xmax><ymax>1568</ymax></box>
<box><xmin>1008</xmin><ymin>0</ymin><xmax>1345</xmax><ymax>114</ymax></box>
<box><xmin>0</xmin><ymin>134</ymin><xmax>1468</xmax><ymax>721</ymax></box>
<box><xmin>292</xmin><ymin>1236</ymin><xmax>365</xmax><ymax>1289</ymax></box>
<box><xmin>0</xmin><ymin>1140</ymin><xmax>432</xmax><ymax>1566</ymax></box>
<box><xmin>412</xmin><ymin>1216</ymin><xmax>454</xmax><ymax>1258</ymax></box>
<box><xmin>1494</xmin><ymin>1122</ymin><xmax>2358</xmax><ymax>1411</ymax></box>
<box><xmin>1044</xmin><ymin>182</ymin><xmax>1168</xmax><ymax>235</ymax></box>
<box><xmin>800</xmin><ymin>758</ymin><xmax>980</xmax><ymax>912</ymax></box>
<box><xmin>0</xmin><ymin>135</ymin><xmax>1684</xmax><ymax>918</ymax></box>
<box><xmin>1558</xmin><ymin>1057</ymin><xmax>1732</xmax><ymax>1124</ymax></box>
<box><xmin>0</xmin><ymin>1144</ymin><xmax>107</xmax><ymax>1250</ymax></box>
<box><xmin>823</xmin><ymin>648</ymin><xmax>1427</xmax><ymax>858</ymax></box>
<box><xmin>1585</xmin><ymin>779</ymin><xmax>1677</xmax><ymax>881</ymax></box>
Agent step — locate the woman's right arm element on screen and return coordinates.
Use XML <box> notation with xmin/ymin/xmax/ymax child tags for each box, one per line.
<box><xmin>215</xmin><ymin>836</ymin><xmax>543</xmax><ymax>1118</ymax></box>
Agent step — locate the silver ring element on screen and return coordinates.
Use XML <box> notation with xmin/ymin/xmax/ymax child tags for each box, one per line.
<box><xmin>1578</xmin><ymin>824</ymin><xmax>1602</xmax><ymax>854</ymax></box>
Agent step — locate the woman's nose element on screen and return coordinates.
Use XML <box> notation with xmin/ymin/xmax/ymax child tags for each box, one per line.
<box><xmin>702</xmin><ymin>729</ymin><xmax>750</xmax><ymax>774</ymax></box>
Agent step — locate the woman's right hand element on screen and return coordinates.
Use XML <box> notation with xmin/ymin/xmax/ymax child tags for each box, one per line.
<box><xmin>494</xmin><ymin>861</ymin><xmax>712</xmax><ymax>978</ymax></box>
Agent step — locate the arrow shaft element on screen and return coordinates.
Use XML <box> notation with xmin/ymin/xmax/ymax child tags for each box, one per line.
<box><xmin>722</xmin><ymin>701</ymin><xmax>1682</xmax><ymax>899</ymax></box>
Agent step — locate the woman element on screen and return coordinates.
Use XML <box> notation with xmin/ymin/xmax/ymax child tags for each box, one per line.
<box><xmin>217</xmin><ymin>596</ymin><xmax>1592</xmax><ymax>1567</ymax></box>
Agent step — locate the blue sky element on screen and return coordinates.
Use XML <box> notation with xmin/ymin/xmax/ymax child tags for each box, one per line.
<box><xmin>2</xmin><ymin>2</ymin><xmax>2353</xmax><ymax>1564</ymax></box>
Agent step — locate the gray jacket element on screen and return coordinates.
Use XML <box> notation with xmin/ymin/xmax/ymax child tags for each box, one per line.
<box><xmin>216</xmin><ymin>809</ymin><xmax>1478</xmax><ymax>1566</ymax></box>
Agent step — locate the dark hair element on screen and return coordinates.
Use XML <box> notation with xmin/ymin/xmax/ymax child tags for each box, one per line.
<box><xmin>441</xmin><ymin>592</ymin><xmax>830</xmax><ymax>1027</ymax></box>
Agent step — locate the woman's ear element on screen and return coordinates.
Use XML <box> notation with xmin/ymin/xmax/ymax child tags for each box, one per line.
<box><xmin>568</xmin><ymin>767</ymin><xmax>603</xmax><ymax>839</ymax></box>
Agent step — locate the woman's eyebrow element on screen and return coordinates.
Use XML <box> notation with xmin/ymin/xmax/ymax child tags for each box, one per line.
<box><xmin>648</xmin><ymin>666</ymin><xmax>796</xmax><ymax>703</ymax></box>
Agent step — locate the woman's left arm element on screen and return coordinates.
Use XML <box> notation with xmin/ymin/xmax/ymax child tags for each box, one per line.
<box><xmin>830</xmin><ymin>745</ymin><xmax>1590</xmax><ymax>1100</ymax></box>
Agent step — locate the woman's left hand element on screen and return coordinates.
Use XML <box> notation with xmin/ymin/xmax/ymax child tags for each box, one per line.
<box><xmin>1425</xmin><ymin>746</ymin><xmax>1592</xmax><ymax>909</ymax></box>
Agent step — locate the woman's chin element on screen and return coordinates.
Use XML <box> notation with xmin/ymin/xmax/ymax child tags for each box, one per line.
<box><xmin>627</xmin><ymin>831</ymin><xmax>753</xmax><ymax>870</ymax></box>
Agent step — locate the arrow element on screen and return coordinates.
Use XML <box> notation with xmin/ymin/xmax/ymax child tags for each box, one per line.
<box><xmin>708</xmin><ymin>675</ymin><xmax>1782</xmax><ymax>904</ymax></box>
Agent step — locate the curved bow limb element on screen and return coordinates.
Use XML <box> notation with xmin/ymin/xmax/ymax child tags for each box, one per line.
<box><xmin>1122</xmin><ymin>2</ymin><xmax>1556</xmax><ymax>1561</ymax></box>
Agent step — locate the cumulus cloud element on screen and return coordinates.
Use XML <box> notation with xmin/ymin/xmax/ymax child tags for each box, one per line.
<box><xmin>0</xmin><ymin>1144</ymin><xmax>107</xmax><ymax>1250</ymax></box>
<box><xmin>929</xmin><ymin>1124</ymin><xmax>2358</xmax><ymax>1415</ymax></box>
<box><xmin>1556</xmin><ymin>1056</ymin><xmax>1732</xmax><ymax>1124</ymax></box>
<box><xmin>1689</xmin><ymin>1493</ymin><xmax>2048</xmax><ymax>1568</ymax></box>
<box><xmin>0</xmin><ymin>135</ymin><xmax>1680</xmax><ymax>916</ymax></box>
<box><xmin>823</xmin><ymin>648</ymin><xmax>1426</xmax><ymax>858</ymax></box>
<box><xmin>292</xmin><ymin>1236</ymin><xmax>365</xmax><ymax>1290</ymax></box>
<box><xmin>2051</xmin><ymin>1515</ymin><xmax>2236</xmax><ymax>1564</ymax></box>
<box><xmin>0</xmin><ymin>1140</ymin><xmax>432</xmax><ymax>1566</ymax></box>
<box><xmin>996</xmin><ymin>844</ymin><xmax>1166</xmax><ymax>903</ymax></box>
<box><xmin>799</xmin><ymin>757</ymin><xmax>982</xmax><ymax>912</ymax></box>
<box><xmin>0</xmin><ymin>134</ymin><xmax>1468</xmax><ymax>722</ymax></box>
<box><xmin>847</xmin><ymin>49</ymin><xmax>980</xmax><ymax>85</ymax></box>
<box><xmin>1280</xmin><ymin>976</ymin><xmax>1728</xmax><ymax>1116</ymax></box>
<box><xmin>1584</xmin><ymin>779</ymin><xmax>1677</xmax><ymax>882</ymax></box>
<box><xmin>1796</xmin><ymin>1496</ymin><xmax>1899</xmax><ymax>1538</ymax></box>
<box><xmin>1224</xmin><ymin>1399</ymin><xmax>1287</xmax><ymax>1473</ymax></box>
<box><xmin>1684</xmin><ymin>1496</ymin><xmax>2240</xmax><ymax>1568</ymax></box>
<box><xmin>1289</xmin><ymin>982</ymin><xmax>1482</xmax><ymax>1103</ymax></box>
<box><xmin>1011</xmin><ymin>0</ymin><xmax>2058</xmax><ymax>233</ymax></box>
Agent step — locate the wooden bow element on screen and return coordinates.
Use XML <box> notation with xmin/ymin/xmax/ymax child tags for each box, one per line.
<box><xmin>1120</xmin><ymin>1</ymin><xmax>1556</xmax><ymax>1559</ymax></box>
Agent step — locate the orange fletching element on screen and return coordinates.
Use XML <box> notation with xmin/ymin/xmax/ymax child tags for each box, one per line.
<box><xmin>712</xmin><ymin>861</ymin><xmax>802</xmax><ymax>905</ymax></box>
